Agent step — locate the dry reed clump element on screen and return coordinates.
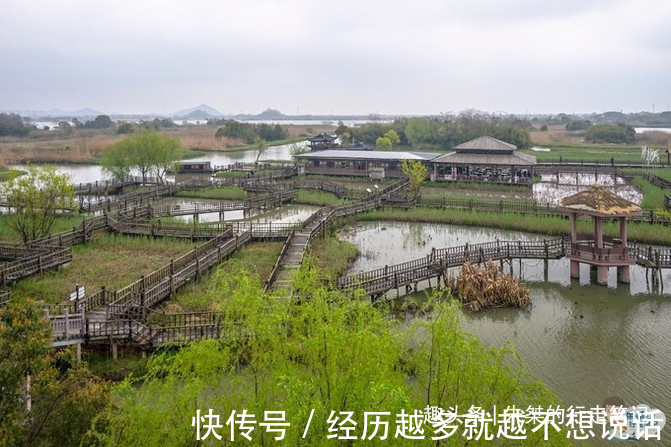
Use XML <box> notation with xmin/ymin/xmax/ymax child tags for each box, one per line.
<box><xmin>444</xmin><ymin>260</ymin><xmax>531</xmax><ymax>311</ymax></box>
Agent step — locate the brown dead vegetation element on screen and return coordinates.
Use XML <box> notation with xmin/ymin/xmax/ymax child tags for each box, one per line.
<box><xmin>0</xmin><ymin>123</ymin><xmax>336</xmax><ymax>165</ymax></box>
<box><xmin>444</xmin><ymin>260</ymin><xmax>531</xmax><ymax>311</ymax></box>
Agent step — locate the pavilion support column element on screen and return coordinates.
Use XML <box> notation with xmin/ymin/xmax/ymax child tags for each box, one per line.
<box><xmin>617</xmin><ymin>266</ymin><xmax>631</xmax><ymax>284</ymax></box>
<box><xmin>594</xmin><ymin>216</ymin><xmax>604</xmax><ymax>248</ymax></box>
<box><xmin>618</xmin><ymin>216</ymin><xmax>630</xmax><ymax>283</ymax></box>
<box><xmin>570</xmin><ymin>260</ymin><xmax>580</xmax><ymax>279</ymax></box>
<box><xmin>569</xmin><ymin>212</ymin><xmax>580</xmax><ymax>278</ymax></box>
<box><xmin>597</xmin><ymin>266</ymin><xmax>609</xmax><ymax>285</ymax></box>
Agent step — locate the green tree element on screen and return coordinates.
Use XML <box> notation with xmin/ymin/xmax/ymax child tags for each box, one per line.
<box><xmin>0</xmin><ymin>165</ymin><xmax>76</xmax><ymax>242</ymax></box>
<box><xmin>375</xmin><ymin>136</ymin><xmax>392</xmax><ymax>150</ymax></box>
<box><xmin>116</xmin><ymin>122</ymin><xmax>134</xmax><ymax>134</ymax></box>
<box><xmin>401</xmin><ymin>159</ymin><xmax>428</xmax><ymax>202</ymax></box>
<box><xmin>57</xmin><ymin>121</ymin><xmax>72</xmax><ymax>137</ymax></box>
<box><xmin>254</xmin><ymin>138</ymin><xmax>268</xmax><ymax>163</ymax></box>
<box><xmin>0</xmin><ymin>113</ymin><xmax>29</xmax><ymax>137</ymax></box>
<box><xmin>383</xmin><ymin>129</ymin><xmax>400</xmax><ymax>146</ymax></box>
<box><xmin>0</xmin><ymin>301</ymin><xmax>110</xmax><ymax>447</ymax></box>
<box><xmin>585</xmin><ymin>123</ymin><xmax>636</xmax><ymax>144</ymax></box>
<box><xmin>0</xmin><ymin>299</ymin><xmax>51</xmax><ymax>446</ymax></box>
<box><xmin>88</xmin><ymin>268</ymin><xmax>571</xmax><ymax>446</ymax></box>
<box><xmin>102</xmin><ymin>130</ymin><xmax>181</xmax><ymax>183</ymax></box>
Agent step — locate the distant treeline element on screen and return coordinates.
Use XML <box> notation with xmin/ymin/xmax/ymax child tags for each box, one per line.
<box><xmin>214</xmin><ymin>120</ymin><xmax>288</xmax><ymax>143</ymax></box>
<box><xmin>336</xmin><ymin>111</ymin><xmax>534</xmax><ymax>150</ymax></box>
<box><xmin>0</xmin><ymin>113</ymin><xmax>29</xmax><ymax>136</ymax></box>
<box><xmin>539</xmin><ymin>111</ymin><xmax>671</xmax><ymax>128</ymax></box>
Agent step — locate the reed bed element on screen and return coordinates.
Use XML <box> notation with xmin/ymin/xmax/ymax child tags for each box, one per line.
<box><xmin>445</xmin><ymin>260</ymin><xmax>531</xmax><ymax>311</ymax></box>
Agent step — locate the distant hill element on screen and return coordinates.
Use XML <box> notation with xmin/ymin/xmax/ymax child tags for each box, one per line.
<box><xmin>45</xmin><ymin>107</ymin><xmax>103</xmax><ymax>118</ymax></box>
<box><xmin>171</xmin><ymin>104</ymin><xmax>222</xmax><ymax>118</ymax></box>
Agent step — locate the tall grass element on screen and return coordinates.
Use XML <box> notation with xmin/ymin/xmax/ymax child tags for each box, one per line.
<box><xmin>10</xmin><ymin>233</ymin><xmax>196</xmax><ymax>304</ymax></box>
<box><xmin>163</xmin><ymin>241</ymin><xmax>283</xmax><ymax>312</ymax></box>
<box><xmin>295</xmin><ymin>189</ymin><xmax>345</xmax><ymax>206</ymax></box>
<box><xmin>0</xmin><ymin>214</ymin><xmax>85</xmax><ymax>242</ymax></box>
<box><xmin>632</xmin><ymin>176</ymin><xmax>667</xmax><ymax>209</ymax></box>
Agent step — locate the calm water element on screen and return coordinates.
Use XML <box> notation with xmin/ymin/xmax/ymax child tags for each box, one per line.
<box><xmin>340</xmin><ymin>221</ymin><xmax>671</xmax><ymax>437</ymax></box>
<box><xmin>10</xmin><ymin>141</ymin><xmax>300</xmax><ymax>185</ymax></box>
<box><xmin>533</xmin><ymin>173</ymin><xmax>642</xmax><ymax>205</ymax></box>
<box><xmin>153</xmin><ymin>197</ymin><xmax>319</xmax><ymax>225</ymax></box>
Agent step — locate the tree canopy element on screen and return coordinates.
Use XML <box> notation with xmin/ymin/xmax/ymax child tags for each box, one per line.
<box><xmin>0</xmin><ymin>113</ymin><xmax>29</xmax><ymax>137</ymax></box>
<box><xmin>401</xmin><ymin>159</ymin><xmax>428</xmax><ymax>202</ymax></box>
<box><xmin>215</xmin><ymin>120</ymin><xmax>287</xmax><ymax>144</ymax></box>
<box><xmin>102</xmin><ymin>129</ymin><xmax>181</xmax><ymax>183</ymax></box>
<box><xmin>0</xmin><ymin>165</ymin><xmax>76</xmax><ymax>242</ymax></box>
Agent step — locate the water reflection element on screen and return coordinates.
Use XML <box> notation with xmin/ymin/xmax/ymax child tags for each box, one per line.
<box><xmin>342</xmin><ymin>221</ymin><xmax>671</xmax><ymax>430</ymax></box>
<box><xmin>152</xmin><ymin>197</ymin><xmax>319</xmax><ymax>225</ymax></box>
<box><xmin>533</xmin><ymin>173</ymin><xmax>642</xmax><ymax>204</ymax></box>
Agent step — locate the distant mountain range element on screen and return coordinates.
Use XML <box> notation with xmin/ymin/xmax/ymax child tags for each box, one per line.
<box><xmin>5</xmin><ymin>105</ymin><xmax>671</xmax><ymax>127</ymax></box>
<box><xmin>170</xmin><ymin>104</ymin><xmax>223</xmax><ymax>119</ymax></box>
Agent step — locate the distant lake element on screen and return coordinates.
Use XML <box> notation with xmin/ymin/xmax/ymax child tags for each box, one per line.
<box><xmin>635</xmin><ymin>127</ymin><xmax>671</xmax><ymax>134</ymax></box>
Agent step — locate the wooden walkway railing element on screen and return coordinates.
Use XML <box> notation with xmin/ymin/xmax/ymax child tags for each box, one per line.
<box><xmin>1</xmin><ymin>247</ymin><xmax>73</xmax><ymax>285</ymax></box>
<box><xmin>104</xmin><ymin>231</ymin><xmax>248</xmax><ymax>320</ymax></box>
<box><xmin>148</xmin><ymin>190</ymin><xmax>297</xmax><ymax>218</ymax></box>
<box><xmin>646</xmin><ymin>174</ymin><xmax>671</xmax><ymax>190</ymax></box>
<box><xmin>73</xmin><ymin>176</ymin><xmax>152</xmax><ymax>195</ymax></box>
<box><xmin>79</xmin><ymin>184</ymin><xmax>175</xmax><ymax>213</ymax></box>
<box><xmin>107</xmin><ymin>218</ymin><xmax>227</xmax><ymax>240</ymax></box>
<box><xmin>337</xmin><ymin>238</ymin><xmax>566</xmax><ymax>296</ymax></box>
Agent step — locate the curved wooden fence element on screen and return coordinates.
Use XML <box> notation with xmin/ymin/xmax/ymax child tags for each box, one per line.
<box><xmin>336</xmin><ymin>238</ymin><xmax>566</xmax><ymax>296</ymax></box>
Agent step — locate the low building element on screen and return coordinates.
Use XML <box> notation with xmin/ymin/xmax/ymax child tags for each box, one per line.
<box><xmin>430</xmin><ymin>136</ymin><xmax>536</xmax><ymax>185</ymax></box>
<box><xmin>174</xmin><ymin>161</ymin><xmax>213</xmax><ymax>173</ymax></box>
<box><xmin>295</xmin><ymin>150</ymin><xmax>439</xmax><ymax>179</ymax></box>
<box><xmin>307</xmin><ymin>133</ymin><xmax>338</xmax><ymax>151</ymax></box>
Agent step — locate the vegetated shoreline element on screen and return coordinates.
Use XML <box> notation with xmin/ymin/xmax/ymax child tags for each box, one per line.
<box><xmin>359</xmin><ymin>206</ymin><xmax>671</xmax><ymax>246</ymax></box>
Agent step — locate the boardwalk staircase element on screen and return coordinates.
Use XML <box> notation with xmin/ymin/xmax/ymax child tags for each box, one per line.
<box><xmin>265</xmin><ymin>179</ymin><xmax>410</xmax><ymax>292</ymax></box>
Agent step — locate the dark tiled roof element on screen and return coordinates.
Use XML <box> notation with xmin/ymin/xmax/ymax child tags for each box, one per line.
<box><xmin>453</xmin><ymin>135</ymin><xmax>517</xmax><ymax>152</ymax></box>
<box><xmin>308</xmin><ymin>133</ymin><xmax>337</xmax><ymax>142</ymax></box>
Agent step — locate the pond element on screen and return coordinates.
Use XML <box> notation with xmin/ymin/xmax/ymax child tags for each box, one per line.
<box><xmin>153</xmin><ymin>197</ymin><xmax>319</xmax><ymax>225</ymax></box>
<box><xmin>9</xmin><ymin>141</ymin><xmax>301</xmax><ymax>185</ymax></box>
<box><xmin>340</xmin><ymin>221</ymin><xmax>671</xmax><ymax>431</ymax></box>
<box><xmin>533</xmin><ymin>173</ymin><xmax>642</xmax><ymax>205</ymax></box>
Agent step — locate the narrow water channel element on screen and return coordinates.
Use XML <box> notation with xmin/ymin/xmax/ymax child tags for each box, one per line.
<box><xmin>340</xmin><ymin>221</ymin><xmax>671</xmax><ymax>434</ymax></box>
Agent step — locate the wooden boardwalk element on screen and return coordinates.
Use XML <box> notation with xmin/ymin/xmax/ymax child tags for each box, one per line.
<box><xmin>266</xmin><ymin>179</ymin><xmax>410</xmax><ymax>292</ymax></box>
<box><xmin>79</xmin><ymin>184</ymin><xmax>175</xmax><ymax>213</ymax></box>
<box><xmin>7</xmin><ymin>172</ymin><xmax>668</xmax><ymax>351</ymax></box>
<box><xmin>337</xmin><ymin>238</ymin><xmax>671</xmax><ymax>298</ymax></box>
<box><xmin>148</xmin><ymin>190</ymin><xmax>297</xmax><ymax>218</ymax></box>
<box><xmin>337</xmin><ymin>238</ymin><xmax>566</xmax><ymax>297</ymax></box>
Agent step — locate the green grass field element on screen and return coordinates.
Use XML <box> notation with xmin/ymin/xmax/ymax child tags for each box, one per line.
<box><xmin>521</xmin><ymin>141</ymin><xmax>669</xmax><ymax>164</ymax></box>
<box><xmin>9</xmin><ymin>233</ymin><xmax>196</xmax><ymax>304</ymax></box>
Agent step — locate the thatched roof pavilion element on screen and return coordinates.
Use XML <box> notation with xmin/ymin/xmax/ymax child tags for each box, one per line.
<box><xmin>559</xmin><ymin>184</ymin><xmax>642</xmax><ymax>285</ymax></box>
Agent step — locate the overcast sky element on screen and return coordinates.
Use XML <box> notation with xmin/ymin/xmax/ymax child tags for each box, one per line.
<box><xmin>1</xmin><ymin>0</ymin><xmax>670</xmax><ymax>116</ymax></box>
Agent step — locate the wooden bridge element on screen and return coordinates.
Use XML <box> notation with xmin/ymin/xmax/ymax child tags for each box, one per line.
<box><xmin>73</xmin><ymin>177</ymin><xmax>152</xmax><ymax>195</ymax></box>
<box><xmin>336</xmin><ymin>237</ymin><xmax>671</xmax><ymax>298</ymax></box>
<box><xmin>148</xmin><ymin>190</ymin><xmax>297</xmax><ymax>219</ymax></box>
<box><xmin>266</xmin><ymin>179</ymin><xmax>410</xmax><ymax>292</ymax></box>
<box><xmin>336</xmin><ymin>238</ymin><xmax>566</xmax><ymax>297</ymax></box>
<box><xmin>78</xmin><ymin>184</ymin><xmax>176</xmax><ymax>213</ymax></box>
